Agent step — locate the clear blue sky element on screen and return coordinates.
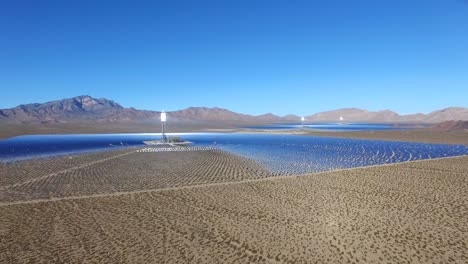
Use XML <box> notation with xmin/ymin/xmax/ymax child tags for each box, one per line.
<box><xmin>1</xmin><ymin>0</ymin><xmax>467</xmax><ymax>116</ymax></box>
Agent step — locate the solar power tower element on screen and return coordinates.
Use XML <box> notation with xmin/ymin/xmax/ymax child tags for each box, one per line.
<box><xmin>161</xmin><ymin>111</ymin><xmax>167</xmax><ymax>142</ymax></box>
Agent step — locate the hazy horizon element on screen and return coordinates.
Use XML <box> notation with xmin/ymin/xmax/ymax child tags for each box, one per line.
<box><xmin>2</xmin><ymin>0</ymin><xmax>468</xmax><ymax>116</ymax></box>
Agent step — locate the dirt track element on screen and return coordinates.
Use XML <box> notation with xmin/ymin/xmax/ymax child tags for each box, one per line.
<box><xmin>1</xmin><ymin>154</ymin><xmax>467</xmax><ymax>263</ymax></box>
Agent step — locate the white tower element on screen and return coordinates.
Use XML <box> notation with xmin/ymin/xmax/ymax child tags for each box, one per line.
<box><xmin>161</xmin><ymin>111</ymin><xmax>167</xmax><ymax>142</ymax></box>
<box><xmin>301</xmin><ymin>116</ymin><xmax>305</xmax><ymax>127</ymax></box>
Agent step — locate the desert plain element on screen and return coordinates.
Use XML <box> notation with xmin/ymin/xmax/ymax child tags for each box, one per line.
<box><xmin>0</xmin><ymin>141</ymin><xmax>467</xmax><ymax>263</ymax></box>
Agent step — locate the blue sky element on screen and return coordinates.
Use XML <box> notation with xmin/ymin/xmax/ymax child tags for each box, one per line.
<box><xmin>1</xmin><ymin>0</ymin><xmax>467</xmax><ymax>116</ymax></box>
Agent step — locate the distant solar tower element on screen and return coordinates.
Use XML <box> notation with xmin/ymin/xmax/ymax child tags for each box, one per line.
<box><xmin>301</xmin><ymin>116</ymin><xmax>305</xmax><ymax>127</ymax></box>
<box><xmin>161</xmin><ymin>111</ymin><xmax>167</xmax><ymax>142</ymax></box>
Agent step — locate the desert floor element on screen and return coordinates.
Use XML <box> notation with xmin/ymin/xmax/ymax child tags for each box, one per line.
<box><xmin>0</xmin><ymin>148</ymin><xmax>467</xmax><ymax>263</ymax></box>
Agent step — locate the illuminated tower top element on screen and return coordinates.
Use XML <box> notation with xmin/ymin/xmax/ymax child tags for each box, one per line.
<box><xmin>161</xmin><ymin>111</ymin><xmax>167</xmax><ymax>142</ymax></box>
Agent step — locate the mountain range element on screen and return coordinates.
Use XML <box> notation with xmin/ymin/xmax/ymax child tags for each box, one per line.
<box><xmin>0</xmin><ymin>95</ymin><xmax>467</xmax><ymax>124</ymax></box>
<box><xmin>305</xmin><ymin>107</ymin><xmax>468</xmax><ymax>123</ymax></box>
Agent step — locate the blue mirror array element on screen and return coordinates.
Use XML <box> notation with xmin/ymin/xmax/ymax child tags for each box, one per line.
<box><xmin>1</xmin><ymin>133</ymin><xmax>467</xmax><ymax>175</ymax></box>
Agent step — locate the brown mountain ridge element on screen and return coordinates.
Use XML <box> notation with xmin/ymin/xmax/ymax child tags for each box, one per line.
<box><xmin>0</xmin><ymin>95</ymin><xmax>467</xmax><ymax>124</ymax></box>
<box><xmin>0</xmin><ymin>96</ymin><xmax>294</xmax><ymax>125</ymax></box>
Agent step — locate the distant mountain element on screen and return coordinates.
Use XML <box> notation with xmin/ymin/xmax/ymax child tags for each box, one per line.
<box><xmin>306</xmin><ymin>108</ymin><xmax>409</xmax><ymax>123</ymax></box>
<box><xmin>0</xmin><ymin>96</ymin><xmax>467</xmax><ymax>124</ymax></box>
<box><xmin>283</xmin><ymin>114</ymin><xmax>301</xmax><ymax>120</ymax></box>
<box><xmin>306</xmin><ymin>107</ymin><xmax>468</xmax><ymax>123</ymax></box>
<box><xmin>0</xmin><ymin>96</ymin><xmax>295</xmax><ymax>124</ymax></box>
<box><xmin>424</xmin><ymin>107</ymin><xmax>468</xmax><ymax>123</ymax></box>
<box><xmin>0</xmin><ymin>96</ymin><xmax>158</xmax><ymax>123</ymax></box>
<box><xmin>170</xmin><ymin>108</ymin><xmax>297</xmax><ymax>124</ymax></box>
<box><xmin>306</xmin><ymin>108</ymin><xmax>377</xmax><ymax>122</ymax></box>
<box><xmin>169</xmin><ymin>107</ymin><xmax>253</xmax><ymax>123</ymax></box>
<box><xmin>430</xmin><ymin>120</ymin><xmax>468</xmax><ymax>132</ymax></box>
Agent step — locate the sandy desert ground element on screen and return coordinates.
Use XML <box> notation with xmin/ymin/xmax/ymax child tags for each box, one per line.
<box><xmin>0</xmin><ymin>151</ymin><xmax>467</xmax><ymax>263</ymax></box>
